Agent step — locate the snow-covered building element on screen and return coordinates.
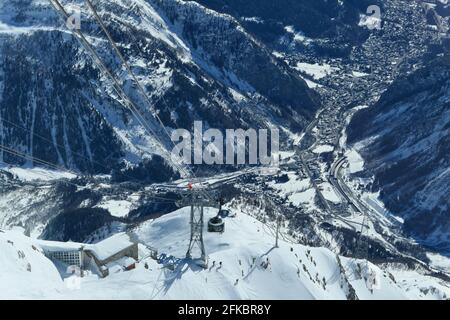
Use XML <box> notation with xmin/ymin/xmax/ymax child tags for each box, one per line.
<box><xmin>40</xmin><ymin>233</ymin><xmax>139</xmax><ymax>277</ymax></box>
<box><xmin>46</xmin><ymin>249</ymin><xmax>83</xmax><ymax>268</ymax></box>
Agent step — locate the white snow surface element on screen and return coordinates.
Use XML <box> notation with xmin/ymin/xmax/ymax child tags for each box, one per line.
<box><xmin>319</xmin><ymin>182</ymin><xmax>342</xmax><ymax>204</ymax></box>
<box><xmin>1</xmin><ymin>207</ymin><xmax>448</xmax><ymax>299</ymax></box>
<box><xmin>95</xmin><ymin>199</ymin><xmax>133</xmax><ymax>218</ymax></box>
<box><xmin>312</xmin><ymin>144</ymin><xmax>334</xmax><ymax>154</ymax></box>
<box><xmin>0</xmin><ymin>166</ymin><xmax>76</xmax><ymax>182</ymax></box>
<box><xmin>295</xmin><ymin>63</ymin><xmax>337</xmax><ymax>80</ymax></box>
<box><xmin>345</xmin><ymin>148</ymin><xmax>365</xmax><ymax>173</ymax></box>
<box><xmin>268</xmin><ymin>172</ymin><xmax>317</xmax><ymax>211</ymax></box>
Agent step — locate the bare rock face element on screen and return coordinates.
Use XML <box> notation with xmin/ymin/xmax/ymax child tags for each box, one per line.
<box><xmin>348</xmin><ymin>56</ymin><xmax>450</xmax><ymax>250</ymax></box>
<box><xmin>187</xmin><ymin>0</ymin><xmax>382</xmax><ymax>56</ymax></box>
<box><xmin>0</xmin><ymin>0</ymin><xmax>319</xmax><ymax>175</ymax></box>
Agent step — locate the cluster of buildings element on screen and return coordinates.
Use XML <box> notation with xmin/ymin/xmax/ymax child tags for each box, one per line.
<box><xmin>277</xmin><ymin>0</ymin><xmax>446</xmax><ymax>222</ymax></box>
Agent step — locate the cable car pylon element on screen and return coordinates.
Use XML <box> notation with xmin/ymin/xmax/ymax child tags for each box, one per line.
<box><xmin>177</xmin><ymin>184</ymin><xmax>219</xmax><ymax>268</ymax></box>
<box><xmin>49</xmin><ymin>0</ymin><xmax>224</xmax><ymax>268</ymax></box>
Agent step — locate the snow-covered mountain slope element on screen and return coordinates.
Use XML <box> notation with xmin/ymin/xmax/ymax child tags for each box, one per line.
<box><xmin>0</xmin><ymin>0</ymin><xmax>318</xmax><ymax>175</ymax></box>
<box><xmin>188</xmin><ymin>0</ymin><xmax>382</xmax><ymax>55</ymax></box>
<box><xmin>1</xmin><ymin>206</ymin><xmax>449</xmax><ymax>300</ymax></box>
<box><xmin>0</xmin><ymin>167</ymin><xmax>182</xmax><ymax>240</ymax></box>
<box><xmin>0</xmin><ymin>227</ymin><xmax>65</xmax><ymax>299</ymax></box>
<box><xmin>347</xmin><ymin>56</ymin><xmax>450</xmax><ymax>251</ymax></box>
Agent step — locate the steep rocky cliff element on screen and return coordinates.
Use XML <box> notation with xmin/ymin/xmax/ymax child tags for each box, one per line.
<box><xmin>348</xmin><ymin>56</ymin><xmax>450</xmax><ymax>250</ymax></box>
<box><xmin>0</xmin><ymin>0</ymin><xmax>319</xmax><ymax>176</ymax></box>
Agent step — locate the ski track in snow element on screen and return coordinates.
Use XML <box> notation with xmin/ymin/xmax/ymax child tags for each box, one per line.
<box><xmin>1</xmin><ymin>206</ymin><xmax>448</xmax><ymax>299</ymax></box>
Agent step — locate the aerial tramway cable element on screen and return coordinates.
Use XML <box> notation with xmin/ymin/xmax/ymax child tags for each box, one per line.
<box><xmin>0</xmin><ymin>116</ymin><xmax>176</xmax><ymax>184</ymax></box>
<box><xmin>0</xmin><ymin>144</ymin><xmax>80</xmax><ymax>176</ymax></box>
<box><xmin>0</xmin><ymin>142</ymin><xmax>180</xmax><ymax>203</ymax></box>
<box><xmin>49</xmin><ymin>1</ymin><xmax>370</xmax><ymax>270</ymax></box>
<box><xmin>49</xmin><ymin>0</ymin><xmax>214</xmax><ymax>203</ymax></box>
<box><xmin>82</xmin><ymin>0</ymin><xmax>215</xmax><ymax>202</ymax></box>
<box><xmin>48</xmin><ymin>0</ymin><xmax>180</xmax><ymax>172</ymax></box>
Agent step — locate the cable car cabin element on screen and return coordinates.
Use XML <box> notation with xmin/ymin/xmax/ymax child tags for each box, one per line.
<box><xmin>208</xmin><ymin>216</ymin><xmax>225</xmax><ymax>233</ymax></box>
<box><xmin>218</xmin><ymin>210</ymin><xmax>230</xmax><ymax>218</ymax></box>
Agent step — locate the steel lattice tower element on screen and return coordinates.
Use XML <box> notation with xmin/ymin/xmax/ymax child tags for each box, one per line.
<box><xmin>186</xmin><ymin>200</ymin><xmax>206</xmax><ymax>262</ymax></box>
<box><xmin>178</xmin><ymin>189</ymin><xmax>218</xmax><ymax>268</ymax></box>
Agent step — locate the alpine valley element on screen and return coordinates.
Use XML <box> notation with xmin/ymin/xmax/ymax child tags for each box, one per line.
<box><xmin>0</xmin><ymin>0</ymin><xmax>449</xmax><ymax>300</ymax></box>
